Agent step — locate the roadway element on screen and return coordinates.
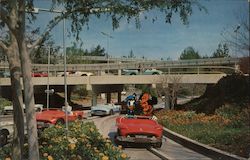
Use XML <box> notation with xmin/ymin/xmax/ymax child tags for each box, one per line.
<box><xmin>91</xmin><ymin>114</ymin><xmax>212</xmax><ymax>160</ymax></box>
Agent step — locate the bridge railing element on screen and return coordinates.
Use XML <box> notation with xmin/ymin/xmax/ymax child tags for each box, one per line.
<box><xmin>0</xmin><ymin>57</ymin><xmax>240</xmax><ymax>77</ymax></box>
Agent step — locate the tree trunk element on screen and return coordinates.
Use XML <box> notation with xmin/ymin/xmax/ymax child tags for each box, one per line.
<box><xmin>6</xmin><ymin>34</ymin><xmax>25</xmax><ymax>159</ymax></box>
<box><xmin>16</xmin><ymin>0</ymin><xmax>39</xmax><ymax>159</ymax></box>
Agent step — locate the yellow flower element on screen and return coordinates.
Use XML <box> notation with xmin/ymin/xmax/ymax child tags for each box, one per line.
<box><xmin>121</xmin><ymin>153</ymin><xmax>127</xmax><ymax>159</ymax></box>
<box><xmin>102</xmin><ymin>156</ymin><xmax>109</xmax><ymax>160</ymax></box>
<box><xmin>77</xmin><ymin>155</ymin><xmax>82</xmax><ymax>160</ymax></box>
<box><xmin>48</xmin><ymin>155</ymin><xmax>53</xmax><ymax>160</ymax></box>
<box><xmin>89</xmin><ymin>128</ymin><xmax>94</xmax><ymax>132</ymax></box>
<box><xmin>99</xmin><ymin>153</ymin><xmax>104</xmax><ymax>157</ymax></box>
<box><xmin>55</xmin><ymin>125</ymin><xmax>62</xmax><ymax>129</ymax></box>
<box><xmin>118</xmin><ymin>145</ymin><xmax>123</xmax><ymax>149</ymax></box>
<box><xmin>42</xmin><ymin>142</ymin><xmax>47</xmax><ymax>145</ymax></box>
<box><xmin>86</xmin><ymin>144</ymin><xmax>91</xmax><ymax>148</ymax></box>
<box><xmin>68</xmin><ymin>143</ymin><xmax>76</xmax><ymax>150</ymax></box>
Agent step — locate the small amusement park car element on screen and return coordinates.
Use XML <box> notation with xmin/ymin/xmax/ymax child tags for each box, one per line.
<box><xmin>90</xmin><ymin>104</ymin><xmax>121</xmax><ymax>116</ymax></box>
<box><xmin>115</xmin><ymin>115</ymin><xmax>163</xmax><ymax>148</ymax></box>
<box><xmin>36</xmin><ymin>108</ymin><xmax>84</xmax><ymax>129</ymax></box>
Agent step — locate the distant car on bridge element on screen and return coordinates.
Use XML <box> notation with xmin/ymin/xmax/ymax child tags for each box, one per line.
<box><xmin>123</xmin><ymin>69</ymin><xmax>163</xmax><ymax>75</ymax></box>
<box><xmin>57</xmin><ymin>71</ymin><xmax>93</xmax><ymax>77</ymax></box>
<box><xmin>0</xmin><ymin>71</ymin><xmax>10</xmax><ymax>77</ymax></box>
<box><xmin>31</xmin><ymin>72</ymin><xmax>48</xmax><ymax>77</ymax></box>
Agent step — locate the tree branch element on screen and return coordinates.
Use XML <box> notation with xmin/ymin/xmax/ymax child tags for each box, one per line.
<box><xmin>0</xmin><ymin>40</ymin><xmax>8</xmax><ymax>52</ymax></box>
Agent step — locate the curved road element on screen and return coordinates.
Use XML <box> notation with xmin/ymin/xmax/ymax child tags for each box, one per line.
<box><xmin>1</xmin><ymin>113</ymin><xmax>212</xmax><ymax>160</ymax></box>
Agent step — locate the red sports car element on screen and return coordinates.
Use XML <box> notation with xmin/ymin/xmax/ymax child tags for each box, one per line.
<box><xmin>115</xmin><ymin>115</ymin><xmax>163</xmax><ymax>148</ymax></box>
<box><xmin>32</xmin><ymin>72</ymin><xmax>48</xmax><ymax>77</ymax></box>
<box><xmin>36</xmin><ymin>109</ymin><xmax>84</xmax><ymax>129</ymax></box>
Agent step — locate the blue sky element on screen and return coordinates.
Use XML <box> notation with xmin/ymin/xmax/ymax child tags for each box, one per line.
<box><xmin>34</xmin><ymin>0</ymin><xmax>249</xmax><ymax>60</ymax></box>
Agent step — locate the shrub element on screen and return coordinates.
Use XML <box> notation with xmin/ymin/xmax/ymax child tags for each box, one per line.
<box><xmin>72</xmin><ymin>85</ymin><xmax>88</xmax><ymax>99</ymax></box>
<box><xmin>0</xmin><ymin>121</ymin><xmax>129</xmax><ymax>160</ymax></box>
<box><xmin>155</xmin><ymin>109</ymin><xmax>250</xmax><ymax>158</ymax></box>
<box><xmin>0</xmin><ymin>97</ymin><xmax>11</xmax><ymax>114</ymax></box>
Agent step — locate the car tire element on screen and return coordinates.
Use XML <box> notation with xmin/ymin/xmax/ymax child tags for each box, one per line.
<box><xmin>0</xmin><ymin>134</ymin><xmax>7</xmax><ymax>147</ymax></box>
<box><xmin>0</xmin><ymin>129</ymin><xmax>9</xmax><ymax>147</ymax></box>
<box><xmin>55</xmin><ymin>119</ymin><xmax>65</xmax><ymax>125</ymax></box>
<box><xmin>153</xmin><ymin>142</ymin><xmax>162</xmax><ymax>148</ymax></box>
<box><xmin>152</xmin><ymin>72</ymin><xmax>159</xmax><ymax>75</ymax></box>
<box><xmin>77</xmin><ymin>115</ymin><xmax>82</xmax><ymax>120</ymax></box>
<box><xmin>110</xmin><ymin>109</ymin><xmax>114</xmax><ymax>115</ymax></box>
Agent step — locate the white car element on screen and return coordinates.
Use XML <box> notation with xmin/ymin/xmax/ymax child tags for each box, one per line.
<box><xmin>72</xmin><ymin>71</ymin><xmax>94</xmax><ymax>76</ymax></box>
<box><xmin>57</xmin><ymin>71</ymin><xmax>93</xmax><ymax>77</ymax></box>
<box><xmin>91</xmin><ymin>104</ymin><xmax>121</xmax><ymax>116</ymax></box>
<box><xmin>3</xmin><ymin>104</ymin><xmax>44</xmax><ymax>115</ymax></box>
<box><xmin>123</xmin><ymin>69</ymin><xmax>163</xmax><ymax>75</ymax></box>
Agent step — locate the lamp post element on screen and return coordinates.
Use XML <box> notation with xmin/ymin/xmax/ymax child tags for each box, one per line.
<box><xmin>233</xmin><ymin>24</ymin><xmax>240</xmax><ymax>72</ymax></box>
<box><xmin>233</xmin><ymin>24</ymin><xmax>240</xmax><ymax>57</ymax></box>
<box><xmin>101</xmin><ymin>32</ymin><xmax>113</xmax><ymax>74</ymax></box>
<box><xmin>46</xmin><ymin>46</ymin><xmax>50</xmax><ymax>110</ymax></box>
<box><xmin>33</xmin><ymin>7</ymin><xmax>69</xmax><ymax>132</ymax></box>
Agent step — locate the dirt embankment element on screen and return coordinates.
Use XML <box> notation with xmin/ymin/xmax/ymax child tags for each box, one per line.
<box><xmin>178</xmin><ymin>73</ymin><xmax>249</xmax><ymax>114</ymax></box>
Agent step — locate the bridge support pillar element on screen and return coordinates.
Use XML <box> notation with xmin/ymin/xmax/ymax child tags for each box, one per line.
<box><xmin>107</xmin><ymin>93</ymin><xmax>111</xmax><ymax>104</ymax></box>
<box><xmin>118</xmin><ymin>92</ymin><xmax>121</xmax><ymax>103</ymax></box>
<box><xmin>152</xmin><ymin>84</ymin><xmax>156</xmax><ymax>88</ymax></box>
<box><xmin>91</xmin><ymin>91</ymin><xmax>97</xmax><ymax>106</ymax></box>
<box><xmin>118</xmin><ymin>69</ymin><xmax>122</xmax><ymax>76</ymax></box>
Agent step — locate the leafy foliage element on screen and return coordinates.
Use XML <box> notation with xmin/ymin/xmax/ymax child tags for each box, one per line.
<box><xmin>66</xmin><ymin>44</ymin><xmax>106</xmax><ymax>64</ymax></box>
<box><xmin>0</xmin><ymin>121</ymin><xmax>129</xmax><ymax>160</ymax></box>
<box><xmin>48</xmin><ymin>0</ymin><xmax>206</xmax><ymax>40</ymax></box>
<box><xmin>212</xmin><ymin>43</ymin><xmax>230</xmax><ymax>58</ymax></box>
<box><xmin>179</xmin><ymin>46</ymin><xmax>201</xmax><ymax>60</ymax></box>
<box><xmin>0</xmin><ymin>97</ymin><xmax>11</xmax><ymax>114</ymax></box>
<box><xmin>155</xmin><ymin>108</ymin><xmax>250</xmax><ymax>158</ymax></box>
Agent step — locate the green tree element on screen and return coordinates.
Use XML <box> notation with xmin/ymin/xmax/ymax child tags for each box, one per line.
<box><xmin>66</xmin><ymin>44</ymin><xmax>106</xmax><ymax>63</ymax></box>
<box><xmin>0</xmin><ymin>0</ymin><xmax>205</xmax><ymax>159</ymax></box>
<box><xmin>128</xmin><ymin>49</ymin><xmax>136</xmax><ymax>58</ymax></box>
<box><xmin>212</xmin><ymin>43</ymin><xmax>230</xmax><ymax>58</ymax></box>
<box><xmin>180</xmin><ymin>46</ymin><xmax>201</xmax><ymax>59</ymax></box>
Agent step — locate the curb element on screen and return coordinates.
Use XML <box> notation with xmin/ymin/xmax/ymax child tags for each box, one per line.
<box><xmin>163</xmin><ymin>127</ymin><xmax>248</xmax><ymax>160</ymax></box>
<box><xmin>147</xmin><ymin>147</ymin><xmax>170</xmax><ymax>160</ymax></box>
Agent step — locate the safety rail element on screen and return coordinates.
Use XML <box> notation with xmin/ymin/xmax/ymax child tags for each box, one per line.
<box><xmin>0</xmin><ymin>57</ymin><xmax>239</xmax><ymax>73</ymax></box>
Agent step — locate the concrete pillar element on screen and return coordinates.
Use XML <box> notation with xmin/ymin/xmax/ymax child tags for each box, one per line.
<box><xmin>152</xmin><ymin>84</ymin><xmax>156</xmax><ymax>88</ymax></box>
<box><xmin>118</xmin><ymin>69</ymin><xmax>122</xmax><ymax>76</ymax></box>
<box><xmin>118</xmin><ymin>92</ymin><xmax>121</xmax><ymax>103</ymax></box>
<box><xmin>91</xmin><ymin>92</ymin><xmax>97</xmax><ymax>106</ymax></box>
<box><xmin>107</xmin><ymin>93</ymin><xmax>111</xmax><ymax>104</ymax></box>
<box><xmin>164</xmin><ymin>95</ymin><xmax>170</xmax><ymax>110</ymax></box>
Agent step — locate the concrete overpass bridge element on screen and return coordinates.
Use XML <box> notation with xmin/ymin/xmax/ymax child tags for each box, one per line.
<box><xmin>0</xmin><ymin>74</ymin><xmax>227</xmax><ymax>106</ymax></box>
<box><xmin>0</xmin><ymin>57</ymin><xmax>240</xmax><ymax>106</ymax></box>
